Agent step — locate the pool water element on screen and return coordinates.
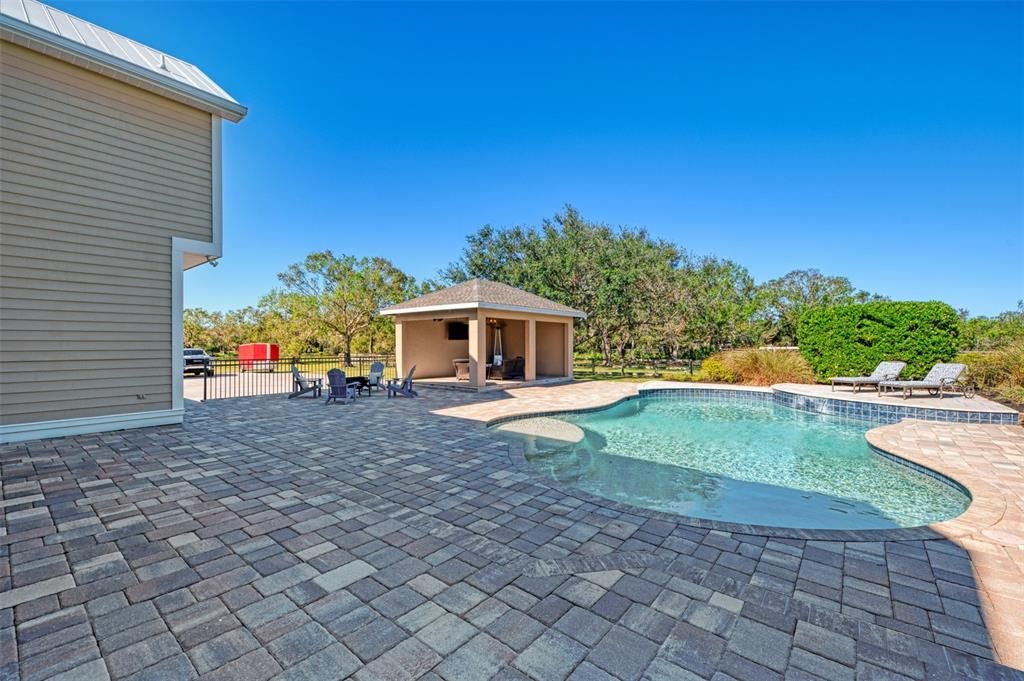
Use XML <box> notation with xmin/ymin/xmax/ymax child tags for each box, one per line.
<box><xmin>492</xmin><ymin>398</ymin><xmax>970</xmax><ymax>530</ymax></box>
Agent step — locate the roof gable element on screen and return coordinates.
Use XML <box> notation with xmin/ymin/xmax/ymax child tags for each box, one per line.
<box><xmin>0</xmin><ymin>0</ymin><xmax>246</xmax><ymax>121</ymax></box>
<box><xmin>381</xmin><ymin>279</ymin><xmax>585</xmax><ymax>318</ymax></box>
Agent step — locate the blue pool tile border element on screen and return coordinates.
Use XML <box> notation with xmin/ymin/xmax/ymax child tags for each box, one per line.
<box><xmin>488</xmin><ymin>385</ymin><xmax>1018</xmax><ymax>427</ymax></box>
<box><xmin>768</xmin><ymin>387</ymin><xmax>1019</xmax><ymax>425</ymax></box>
<box><xmin>640</xmin><ymin>387</ymin><xmax>773</xmax><ymax>403</ymax></box>
<box><xmin>867</xmin><ymin>444</ymin><xmax>973</xmax><ymax>499</ymax></box>
<box><xmin>638</xmin><ymin>386</ymin><xmax>1017</xmax><ymax>425</ymax></box>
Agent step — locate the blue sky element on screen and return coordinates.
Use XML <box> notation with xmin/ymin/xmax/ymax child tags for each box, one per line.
<box><xmin>55</xmin><ymin>1</ymin><xmax>1023</xmax><ymax>316</ymax></box>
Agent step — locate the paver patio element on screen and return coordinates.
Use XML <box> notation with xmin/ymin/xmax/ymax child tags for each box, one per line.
<box><xmin>1</xmin><ymin>382</ymin><xmax>1023</xmax><ymax>681</ymax></box>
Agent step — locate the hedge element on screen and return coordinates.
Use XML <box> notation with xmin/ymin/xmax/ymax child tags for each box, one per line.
<box><xmin>798</xmin><ymin>301</ymin><xmax>960</xmax><ymax>381</ymax></box>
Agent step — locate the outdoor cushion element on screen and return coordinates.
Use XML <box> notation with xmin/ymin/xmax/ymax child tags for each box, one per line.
<box><xmin>831</xmin><ymin>361</ymin><xmax>906</xmax><ymax>390</ymax></box>
<box><xmin>879</xmin><ymin>363</ymin><xmax>966</xmax><ymax>388</ymax></box>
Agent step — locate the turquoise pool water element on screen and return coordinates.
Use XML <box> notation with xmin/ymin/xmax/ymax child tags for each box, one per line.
<box><xmin>492</xmin><ymin>398</ymin><xmax>970</xmax><ymax>530</ymax></box>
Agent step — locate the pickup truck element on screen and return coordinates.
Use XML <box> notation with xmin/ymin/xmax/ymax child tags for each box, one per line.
<box><xmin>184</xmin><ymin>348</ymin><xmax>214</xmax><ymax>376</ymax></box>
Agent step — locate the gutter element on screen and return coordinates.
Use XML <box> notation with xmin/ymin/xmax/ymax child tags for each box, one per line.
<box><xmin>0</xmin><ymin>16</ymin><xmax>247</xmax><ymax>122</ymax></box>
<box><xmin>379</xmin><ymin>301</ymin><xmax>587</xmax><ymax>319</ymax></box>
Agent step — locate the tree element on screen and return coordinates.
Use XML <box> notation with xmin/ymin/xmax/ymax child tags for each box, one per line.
<box><xmin>755</xmin><ymin>269</ymin><xmax>880</xmax><ymax>345</ymax></box>
<box><xmin>664</xmin><ymin>256</ymin><xmax>758</xmax><ymax>356</ymax></box>
<box><xmin>443</xmin><ymin>205</ymin><xmax>681</xmax><ymax>364</ymax></box>
<box><xmin>183</xmin><ymin>307</ymin><xmax>264</xmax><ymax>354</ymax></box>
<box><xmin>272</xmin><ymin>251</ymin><xmax>416</xmax><ymax>362</ymax></box>
<box><xmin>958</xmin><ymin>300</ymin><xmax>1024</xmax><ymax>350</ymax></box>
<box><xmin>441</xmin><ymin>225</ymin><xmax>539</xmax><ymax>285</ymax></box>
<box><xmin>183</xmin><ymin>308</ymin><xmax>217</xmax><ymax>351</ymax></box>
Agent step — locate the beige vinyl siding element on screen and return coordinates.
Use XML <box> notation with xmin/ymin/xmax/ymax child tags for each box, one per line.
<box><xmin>0</xmin><ymin>40</ymin><xmax>213</xmax><ymax>426</ymax></box>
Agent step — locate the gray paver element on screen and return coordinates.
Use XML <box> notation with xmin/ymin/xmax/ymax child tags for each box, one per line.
<box><xmin>435</xmin><ymin>633</ymin><xmax>515</xmax><ymax>681</ymax></box>
<box><xmin>587</xmin><ymin>626</ymin><xmax>658</xmax><ymax>681</ymax></box>
<box><xmin>515</xmin><ymin>629</ymin><xmax>588</xmax><ymax>680</ymax></box>
<box><xmin>313</xmin><ymin>560</ymin><xmax>376</xmax><ymax>591</ymax></box>
<box><xmin>416</xmin><ymin>613</ymin><xmax>477</xmax><ymax>655</ymax></box>
<box><xmin>3</xmin><ymin>390</ymin><xmax>1023</xmax><ymax>681</ymax></box>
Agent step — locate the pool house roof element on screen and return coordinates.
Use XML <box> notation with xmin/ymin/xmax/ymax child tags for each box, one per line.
<box><xmin>380</xmin><ymin>278</ymin><xmax>586</xmax><ymax>319</ymax></box>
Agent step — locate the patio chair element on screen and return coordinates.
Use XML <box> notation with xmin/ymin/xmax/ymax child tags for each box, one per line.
<box><xmin>494</xmin><ymin>356</ymin><xmax>525</xmax><ymax>381</ymax></box>
<box><xmin>830</xmin><ymin>361</ymin><xmax>906</xmax><ymax>392</ymax></box>
<box><xmin>288</xmin><ymin>365</ymin><xmax>322</xmax><ymax>399</ymax></box>
<box><xmin>388</xmin><ymin>365</ymin><xmax>418</xmax><ymax>398</ymax></box>
<box><xmin>365</xmin><ymin>362</ymin><xmax>386</xmax><ymax>394</ymax></box>
<box><xmin>877</xmin><ymin>363</ymin><xmax>974</xmax><ymax>399</ymax></box>
<box><xmin>325</xmin><ymin>368</ymin><xmax>361</xmax><ymax>404</ymax></box>
<box><xmin>453</xmin><ymin>359</ymin><xmax>470</xmax><ymax>381</ymax></box>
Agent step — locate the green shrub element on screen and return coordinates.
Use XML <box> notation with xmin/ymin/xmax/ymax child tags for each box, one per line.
<box><xmin>696</xmin><ymin>349</ymin><xmax>814</xmax><ymax>385</ymax></box>
<box><xmin>697</xmin><ymin>357</ymin><xmax>737</xmax><ymax>383</ymax></box>
<box><xmin>958</xmin><ymin>344</ymin><xmax>1024</xmax><ymax>405</ymax></box>
<box><xmin>721</xmin><ymin>349</ymin><xmax>815</xmax><ymax>385</ymax></box>
<box><xmin>661</xmin><ymin>371</ymin><xmax>696</xmax><ymax>382</ymax></box>
<box><xmin>995</xmin><ymin>385</ymin><xmax>1024</xmax><ymax>406</ymax></box>
<box><xmin>799</xmin><ymin>301</ymin><xmax>960</xmax><ymax>381</ymax></box>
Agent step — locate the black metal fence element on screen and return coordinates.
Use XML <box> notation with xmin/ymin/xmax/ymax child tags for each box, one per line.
<box><xmin>198</xmin><ymin>354</ymin><xmax>396</xmax><ymax>401</ymax></box>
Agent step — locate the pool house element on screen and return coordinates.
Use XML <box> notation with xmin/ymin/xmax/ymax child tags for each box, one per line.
<box><xmin>380</xmin><ymin>279</ymin><xmax>585</xmax><ymax>389</ymax></box>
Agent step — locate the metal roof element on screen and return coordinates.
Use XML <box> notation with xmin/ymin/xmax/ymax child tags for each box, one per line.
<box><xmin>380</xmin><ymin>279</ymin><xmax>586</xmax><ymax>318</ymax></box>
<box><xmin>0</xmin><ymin>0</ymin><xmax>246</xmax><ymax>121</ymax></box>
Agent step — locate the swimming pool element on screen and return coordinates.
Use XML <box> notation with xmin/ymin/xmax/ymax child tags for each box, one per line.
<box><xmin>492</xmin><ymin>396</ymin><xmax>970</xmax><ymax>530</ymax></box>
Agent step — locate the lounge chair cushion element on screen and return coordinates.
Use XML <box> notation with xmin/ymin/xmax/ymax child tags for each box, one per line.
<box><xmin>879</xmin><ymin>363</ymin><xmax>966</xmax><ymax>388</ymax></box>
<box><xmin>831</xmin><ymin>361</ymin><xmax>906</xmax><ymax>384</ymax></box>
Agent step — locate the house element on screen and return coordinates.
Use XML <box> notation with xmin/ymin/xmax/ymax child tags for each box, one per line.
<box><xmin>0</xmin><ymin>0</ymin><xmax>246</xmax><ymax>442</ymax></box>
<box><xmin>380</xmin><ymin>279</ymin><xmax>585</xmax><ymax>389</ymax></box>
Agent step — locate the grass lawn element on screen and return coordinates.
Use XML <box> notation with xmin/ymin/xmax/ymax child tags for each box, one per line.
<box><xmin>572</xmin><ymin>360</ymin><xmax>702</xmax><ymax>382</ymax></box>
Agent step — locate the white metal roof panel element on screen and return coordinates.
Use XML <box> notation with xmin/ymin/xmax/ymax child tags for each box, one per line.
<box><xmin>0</xmin><ymin>0</ymin><xmax>244</xmax><ymax>118</ymax></box>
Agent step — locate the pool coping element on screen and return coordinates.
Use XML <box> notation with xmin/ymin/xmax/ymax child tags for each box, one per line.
<box><xmin>485</xmin><ymin>383</ymin><xmax>1008</xmax><ymax>542</ymax></box>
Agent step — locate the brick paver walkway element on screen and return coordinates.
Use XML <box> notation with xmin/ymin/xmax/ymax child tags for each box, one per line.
<box><xmin>1</xmin><ymin>384</ymin><xmax>1022</xmax><ymax>681</ymax></box>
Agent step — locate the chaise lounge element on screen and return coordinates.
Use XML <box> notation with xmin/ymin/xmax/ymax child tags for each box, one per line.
<box><xmin>877</xmin><ymin>363</ymin><xmax>974</xmax><ymax>399</ymax></box>
<box><xmin>830</xmin><ymin>361</ymin><xmax>906</xmax><ymax>392</ymax></box>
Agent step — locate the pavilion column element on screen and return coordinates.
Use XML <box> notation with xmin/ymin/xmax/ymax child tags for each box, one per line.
<box><xmin>525</xmin><ymin>319</ymin><xmax>537</xmax><ymax>382</ymax></box>
<box><xmin>565</xmin><ymin>321</ymin><xmax>574</xmax><ymax>378</ymax></box>
<box><xmin>468</xmin><ymin>313</ymin><xmax>487</xmax><ymax>387</ymax></box>
<box><xmin>394</xmin><ymin>320</ymin><xmax>405</xmax><ymax>377</ymax></box>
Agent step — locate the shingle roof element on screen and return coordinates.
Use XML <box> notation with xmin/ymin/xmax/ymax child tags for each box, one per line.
<box><xmin>0</xmin><ymin>0</ymin><xmax>246</xmax><ymax>121</ymax></box>
<box><xmin>380</xmin><ymin>279</ymin><xmax>585</xmax><ymax>318</ymax></box>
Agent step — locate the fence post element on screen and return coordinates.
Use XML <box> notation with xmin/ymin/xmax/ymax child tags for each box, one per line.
<box><xmin>203</xmin><ymin>360</ymin><xmax>208</xmax><ymax>401</ymax></box>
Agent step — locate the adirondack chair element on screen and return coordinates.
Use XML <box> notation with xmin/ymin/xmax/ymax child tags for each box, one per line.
<box><xmin>365</xmin><ymin>362</ymin><xmax>386</xmax><ymax>394</ymax></box>
<box><xmin>325</xmin><ymin>368</ymin><xmax>361</xmax><ymax>404</ymax></box>
<box><xmin>288</xmin><ymin>365</ymin><xmax>322</xmax><ymax>398</ymax></box>
<box><xmin>387</xmin><ymin>365</ymin><xmax>417</xmax><ymax>398</ymax></box>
